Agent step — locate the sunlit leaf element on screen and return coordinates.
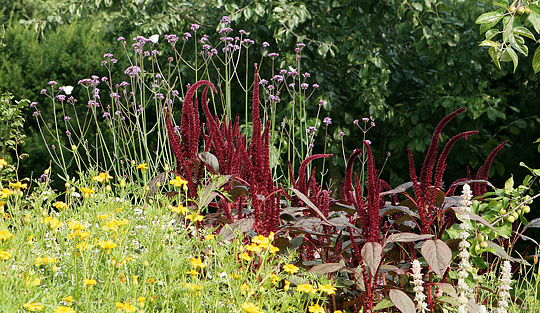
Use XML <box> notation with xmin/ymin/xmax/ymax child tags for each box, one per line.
<box><xmin>389</xmin><ymin>289</ymin><xmax>415</xmax><ymax>313</ymax></box>
<box><xmin>421</xmin><ymin>239</ymin><xmax>451</xmax><ymax>278</ymax></box>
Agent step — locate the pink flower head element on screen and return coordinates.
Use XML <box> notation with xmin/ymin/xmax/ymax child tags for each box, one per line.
<box><xmin>191</xmin><ymin>24</ymin><xmax>200</xmax><ymax>31</ymax></box>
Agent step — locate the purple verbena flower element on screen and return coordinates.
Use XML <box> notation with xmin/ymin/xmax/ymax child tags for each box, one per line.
<box><xmin>268</xmin><ymin>52</ymin><xmax>279</xmax><ymax>58</ymax></box>
<box><xmin>339</xmin><ymin>131</ymin><xmax>346</xmax><ymax>136</ymax></box>
<box><xmin>323</xmin><ymin>117</ymin><xmax>332</xmax><ymax>124</ymax></box>
<box><xmin>362</xmin><ymin>117</ymin><xmax>370</xmax><ymax>122</ymax></box>
<box><xmin>48</xmin><ymin>81</ymin><xmax>58</xmax><ymax>85</ymax></box>
<box><xmin>56</xmin><ymin>95</ymin><xmax>66</xmax><ymax>101</ymax></box>
<box><xmin>312</xmin><ymin>84</ymin><xmax>319</xmax><ymax>88</ymax></box>
<box><xmin>30</xmin><ymin>102</ymin><xmax>37</xmax><ymax>107</ymax></box>
<box><xmin>104</xmin><ymin>53</ymin><xmax>114</xmax><ymax>58</ymax></box>
<box><xmin>319</xmin><ymin>100</ymin><xmax>326</xmax><ymax>106</ymax></box>
<box><xmin>191</xmin><ymin>24</ymin><xmax>200</xmax><ymax>31</ymax></box>
<box><xmin>66</xmin><ymin>131</ymin><xmax>71</xmax><ymax>136</ymax></box>
<box><xmin>220</xmin><ymin>16</ymin><xmax>231</xmax><ymax>24</ymax></box>
<box><xmin>64</xmin><ymin>116</ymin><xmax>71</xmax><ymax>121</ymax></box>
<box><xmin>103</xmin><ymin>112</ymin><xmax>111</xmax><ymax>118</ymax></box>
<box><xmin>353</xmin><ymin>119</ymin><xmax>359</xmax><ymax>125</ymax></box>
<box><xmin>262</xmin><ymin>42</ymin><xmax>270</xmax><ymax>47</ymax></box>
<box><xmin>110</xmin><ymin>93</ymin><xmax>120</xmax><ymax>99</ymax></box>
<box><xmin>120</xmin><ymin>81</ymin><xmax>129</xmax><ymax>87</ymax></box>
<box><xmin>124</xmin><ymin>66</ymin><xmax>142</xmax><ymax>76</ymax></box>
<box><xmin>300</xmin><ymin>83</ymin><xmax>309</xmax><ymax>89</ymax></box>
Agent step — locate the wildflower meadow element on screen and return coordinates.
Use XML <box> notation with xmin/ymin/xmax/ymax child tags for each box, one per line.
<box><xmin>3</xmin><ymin>1</ymin><xmax>540</xmax><ymax>313</ymax></box>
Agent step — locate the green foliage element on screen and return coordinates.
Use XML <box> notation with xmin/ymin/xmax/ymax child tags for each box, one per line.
<box><xmin>0</xmin><ymin>92</ymin><xmax>29</xmax><ymax>160</ymax></box>
<box><xmin>475</xmin><ymin>0</ymin><xmax>540</xmax><ymax>73</ymax></box>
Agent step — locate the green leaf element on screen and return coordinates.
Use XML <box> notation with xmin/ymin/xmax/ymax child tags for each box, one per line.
<box><xmin>479</xmin><ymin>40</ymin><xmax>501</xmax><ymax>48</ymax></box>
<box><xmin>533</xmin><ymin>46</ymin><xmax>540</xmax><ymax>73</ymax></box>
<box><xmin>529</xmin><ymin>4</ymin><xmax>540</xmax><ymax>16</ymax></box>
<box><xmin>389</xmin><ymin>289</ymin><xmax>415</xmax><ymax>313</ymax></box>
<box><xmin>421</xmin><ymin>239</ymin><xmax>452</xmax><ymax>278</ymax></box>
<box><xmin>480</xmin><ymin>19</ymin><xmax>501</xmax><ymax>33</ymax></box>
<box><xmin>502</xmin><ymin>47</ymin><xmax>519</xmax><ymax>72</ymax></box>
<box><xmin>509</xmin><ymin>34</ymin><xmax>527</xmax><ymax>56</ymax></box>
<box><xmin>513</xmin><ymin>26</ymin><xmax>536</xmax><ymax>40</ymax></box>
<box><xmin>504</xmin><ymin>175</ymin><xmax>514</xmax><ymax>193</ymax></box>
<box><xmin>475</xmin><ymin>11</ymin><xmax>504</xmax><ymax>24</ymax></box>
<box><xmin>373</xmin><ymin>298</ymin><xmax>394</xmax><ymax>311</ymax></box>
<box><xmin>528</xmin><ymin>11</ymin><xmax>540</xmax><ymax>34</ymax></box>
<box><xmin>485</xmin><ymin>29</ymin><xmax>499</xmax><ymax>40</ymax></box>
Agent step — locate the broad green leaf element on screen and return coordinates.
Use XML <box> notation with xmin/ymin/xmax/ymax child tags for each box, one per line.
<box><xmin>529</xmin><ymin>4</ymin><xmax>540</xmax><ymax>16</ymax></box>
<box><xmin>389</xmin><ymin>289</ymin><xmax>415</xmax><ymax>313</ymax></box>
<box><xmin>361</xmin><ymin>242</ymin><xmax>382</xmax><ymax>277</ymax></box>
<box><xmin>501</xmin><ymin>47</ymin><xmax>519</xmax><ymax>72</ymax></box>
<box><xmin>513</xmin><ymin>26</ymin><xmax>536</xmax><ymax>40</ymax></box>
<box><xmin>307</xmin><ymin>262</ymin><xmax>345</xmax><ymax>274</ymax></box>
<box><xmin>475</xmin><ymin>11</ymin><xmax>504</xmax><ymax>24</ymax></box>
<box><xmin>533</xmin><ymin>46</ymin><xmax>540</xmax><ymax>73</ymax></box>
<box><xmin>485</xmin><ymin>29</ymin><xmax>499</xmax><ymax>40</ymax></box>
<box><xmin>480</xmin><ymin>19</ymin><xmax>501</xmax><ymax>33</ymax></box>
<box><xmin>373</xmin><ymin>298</ymin><xmax>394</xmax><ymax>310</ymax></box>
<box><xmin>509</xmin><ymin>34</ymin><xmax>527</xmax><ymax>56</ymax></box>
<box><xmin>529</xmin><ymin>11</ymin><xmax>540</xmax><ymax>34</ymax></box>
<box><xmin>504</xmin><ymin>175</ymin><xmax>514</xmax><ymax>193</ymax></box>
<box><xmin>421</xmin><ymin>239</ymin><xmax>452</xmax><ymax>278</ymax></box>
<box><xmin>479</xmin><ymin>40</ymin><xmax>501</xmax><ymax>48</ymax></box>
<box><xmin>385</xmin><ymin>233</ymin><xmax>433</xmax><ymax>244</ymax></box>
<box><xmin>488</xmin><ymin>46</ymin><xmax>502</xmax><ymax>69</ymax></box>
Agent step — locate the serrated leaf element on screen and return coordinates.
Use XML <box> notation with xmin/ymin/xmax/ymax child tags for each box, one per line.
<box><xmin>307</xmin><ymin>262</ymin><xmax>345</xmax><ymax>274</ymax></box>
<box><xmin>385</xmin><ymin>233</ymin><xmax>433</xmax><ymax>244</ymax></box>
<box><xmin>389</xmin><ymin>289</ymin><xmax>415</xmax><ymax>313</ymax></box>
<box><xmin>421</xmin><ymin>239</ymin><xmax>452</xmax><ymax>278</ymax></box>
<box><xmin>361</xmin><ymin>242</ymin><xmax>382</xmax><ymax>277</ymax></box>
<box><xmin>533</xmin><ymin>46</ymin><xmax>540</xmax><ymax>73</ymax></box>
<box><xmin>287</xmin><ymin>188</ymin><xmax>338</xmax><ymax>227</ymax></box>
<box><xmin>476</xmin><ymin>11</ymin><xmax>504</xmax><ymax>24</ymax></box>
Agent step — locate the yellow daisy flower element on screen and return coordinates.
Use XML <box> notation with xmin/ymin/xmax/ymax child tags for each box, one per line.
<box><xmin>22</xmin><ymin>302</ymin><xmax>44</xmax><ymax>311</ymax></box>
